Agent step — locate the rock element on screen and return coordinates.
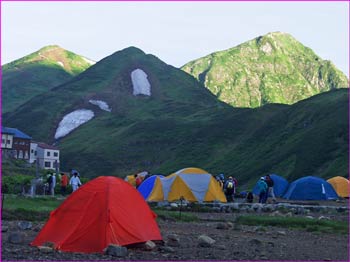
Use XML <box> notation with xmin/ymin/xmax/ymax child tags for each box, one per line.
<box><xmin>216</xmin><ymin>222</ymin><xmax>229</xmax><ymax>230</ymax></box>
<box><xmin>37</xmin><ymin>246</ymin><xmax>53</xmax><ymax>253</ymax></box>
<box><xmin>318</xmin><ymin>216</ymin><xmax>330</xmax><ymax>220</ymax></box>
<box><xmin>170</xmin><ymin>203</ymin><xmax>178</xmax><ymax>208</ymax></box>
<box><xmin>270</xmin><ymin>210</ymin><xmax>280</xmax><ymax>217</ymax></box>
<box><xmin>284</xmin><ymin>212</ymin><xmax>293</xmax><ymax>217</ymax></box>
<box><xmin>166</xmin><ymin>234</ymin><xmax>180</xmax><ymax>247</ymax></box>
<box><xmin>17</xmin><ymin>221</ymin><xmax>32</xmax><ymax>230</ymax></box>
<box><xmin>161</xmin><ymin>246</ymin><xmax>175</xmax><ymax>253</ymax></box>
<box><xmin>144</xmin><ymin>240</ymin><xmax>156</xmax><ymax>251</ymax></box>
<box><xmin>198</xmin><ymin>235</ymin><xmax>215</xmax><ymax>247</ymax></box>
<box><xmin>249</xmin><ymin>238</ymin><xmax>262</xmax><ymax>245</ymax></box>
<box><xmin>43</xmin><ymin>242</ymin><xmax>55</xmax><ymax>248</ymax></box>
<box><xmin>104</xmin><ymin>244</ymin><xmax>128</xmax><ymax>257</ymax></box>
<box><xmin>277</xmin><ymin>231</ymin><xmax>286</xmax><ymax>236</ymax></box>
<box><xmin>8</xmin><ymin>232</ymin><xmax>24</xmax><ymax>244</ymax></box>
<box><xmin>295</xmin><ymin>207</ymin><xmax>306</xmax><ymax>215</ymax></box>
<box><xmin>216</xmin><ymin>244</ymin><xmax>226</xmax><ymax>250</ymax></box>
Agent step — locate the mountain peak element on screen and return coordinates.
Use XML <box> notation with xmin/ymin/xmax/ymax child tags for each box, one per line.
<box><xmin>182</xmin><ymin>32</ymin><xmax>348</xmax><ymax>108</ymax></box>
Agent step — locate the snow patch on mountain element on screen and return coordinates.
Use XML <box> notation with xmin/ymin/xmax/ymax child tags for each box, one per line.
<box><xmin>89</xmin><ymin>100</ymin><xmax>111</xmax><ymax>112</ymax></box>
<box><xmin>55</xmin><ymin>109</ymin><xmax>94</xmax><ymax>139</ymax></box>
<box><xmin>57</xmin><ymin>61</ymin><xmax>64</xmax><ymax>67</ymax></box>
<box><xmin>131</xmin><ymin>69</ymin><xmax>151</xmax><ymax>96</ymax></box>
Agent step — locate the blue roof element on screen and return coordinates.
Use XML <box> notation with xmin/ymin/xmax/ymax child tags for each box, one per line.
<box><xmin>1</xmin><ymin>127</ymin><xmax>32</xmax><ymax>140</ymax></box>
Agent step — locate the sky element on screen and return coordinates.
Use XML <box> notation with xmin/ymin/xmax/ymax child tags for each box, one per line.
<box><xmin>2</xmin><ymin>1</ymin><xmax>349</xmax><ymax>77</ymax></box>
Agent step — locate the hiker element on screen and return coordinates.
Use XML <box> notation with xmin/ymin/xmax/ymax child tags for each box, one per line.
<box><xmin>215</xmin><ymin>175</ymin><xmax>224</xmax><ymax>190</ymax></box>
<box><xmin>135</xmin><ymin>174</ymin><xmax>142</xmax><ymax>188</ymax></box>
<box><xmin>60</xmin><ymin>172</ymin><xmax>69</xmax><ymax>196</ymax></box>
<box><xmin>224</xmin><ymin>176</ymin><xmax>235</xmax><ymax>202</ymax></box>
<box><xmin>246</xmin><ymin>191</ymin><xmax>254</xmax><ymax>203</ymax></box>
<box><xmin>265</xmin><ymin>174</ymin><xmax>276</xmax><ymax>203</ymax></box>
<box><xmin>257</xmin><ymin>177</ymin><xmax>268</xmax><ymax>203</ymax></box>
<box><xmin>69</xmin><ymin>172</ymin><xmax>82</xmax><ymax>192</ymax></box>
<box><xmin>50</xmin><ymin>173</ymin><xmax>56</xmax><ymax>196</ymax></box>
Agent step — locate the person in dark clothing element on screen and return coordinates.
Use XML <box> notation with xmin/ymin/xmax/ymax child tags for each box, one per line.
<box><xmin>246</xmin><ymin>191</ymin><xmax>254</xmax><ymax>203</ymax></box>
<box><xmin>224</xmin><ymin>176</ymin><xmax>235</xmax><ymax>202</ymax></box>
<box><xmin>265</xmin><ymin>174</ymin><xmax>276</xmax><ymax>203</ymax></box>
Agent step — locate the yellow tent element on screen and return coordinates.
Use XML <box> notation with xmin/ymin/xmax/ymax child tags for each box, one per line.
<box><xmin>327</xmin><ymin>176</ymin><xmax>350</xmax><ymax>198</ymax></box>
<box><xmin>145</xmin><ymin>167</ymin><xmax>227</xmax><ymax>203</ymax></box>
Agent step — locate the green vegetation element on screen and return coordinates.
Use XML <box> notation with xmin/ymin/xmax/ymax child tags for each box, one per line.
<box><xmin>182</xmin><ymin>32</ymin><xmax>348</xmax><ymax>108</ymax></box>
<box><xmin>2</xmin><ymin>45</ymin><xmax>93</xmax><ymax>113</ymax></box>
<box><xmin>2</xmin><ymin>195</ymin><xmax>63</xmax><ymax>211</ymax></box>
<box><xmin>3</xmin><ymin>46</ymin><xmax>348</xmax><ymax>187</ymax></box>
<box><xmin>154</xmin><ymin>209</ymin><xmax>199</xmax><ymax>222</ymax></box>
<box><xmin>235</xmin><ymin>215</ymin><xmax>348</xmax><ymax>234</ymax></box>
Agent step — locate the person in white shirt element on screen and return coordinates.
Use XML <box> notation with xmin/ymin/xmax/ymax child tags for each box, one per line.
<box><xmin>69</xmin><ymin>173</ymin><xmax>82</xmax><ymax>192</ymax></box>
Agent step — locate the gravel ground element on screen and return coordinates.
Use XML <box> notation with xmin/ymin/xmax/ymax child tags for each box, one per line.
<box><xmin>2</xmin><ymin>206</ymin><xmax>349</xmax><ymax>261</ymax></box>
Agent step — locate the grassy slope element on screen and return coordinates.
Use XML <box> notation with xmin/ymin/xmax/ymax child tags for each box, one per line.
<box><xmin>3</xmin><ymin>47</ymin><xmax>348</xmax><ymax>187</ymax></box>
<box><xmin>2</xmin><ymin>45</ymin><xmax>93</xmax><ymax>113</ymax></box>
<box><xmin>182</xmin><ymin>32</ymin><xmax>349</xmax><ymax>108</ymax></box>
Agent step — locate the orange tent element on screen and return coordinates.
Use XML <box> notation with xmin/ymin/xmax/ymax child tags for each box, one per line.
<box><xmin>31</xmin><ymin>176</ymin><xmax>162</xmax><ymax>253</ymax></box>
<box><xmin>327</xmin><ymin>176</ymin><xmax>350</xmax><ymax>198</ymax></box>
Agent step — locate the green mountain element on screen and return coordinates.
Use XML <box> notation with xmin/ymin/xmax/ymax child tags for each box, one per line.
<box><xmin>3</xmin><ymin>47</ymin><xmax>348</xmax><ymax>188</ymax></box>
<box><xmin>2</xmin><ymin>45</ymin><xmax>94</xmax><ymax>113</ymax></box>
<box><xmin>182</xmin><ymin>32</ymin><xmax>348</xmax><ymax>108</ymax></box>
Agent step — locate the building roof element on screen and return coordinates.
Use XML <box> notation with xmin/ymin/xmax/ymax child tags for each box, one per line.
<box><xmin>37</xmin><ymin>142</ymin><xmax>59</xmax><ymax>150</ymax></box>
<box><xmin>1</xmin><ymin>127</ymin><xmax>32</xmax><ymax>140</ymax></box>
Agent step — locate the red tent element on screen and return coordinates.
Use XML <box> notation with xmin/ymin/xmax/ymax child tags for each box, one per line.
<box><xmin>31</xmin><ymin>176</ymin><xmax>162</xmax><ymax>253</ymax></box>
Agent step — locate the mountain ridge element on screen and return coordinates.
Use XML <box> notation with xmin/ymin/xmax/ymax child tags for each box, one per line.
<box><xmin>2</xmin><ymin>45</ymin><xmax>94</xmax><ymax>113</ymax></box>
<box><xmin>181</xmin><ymin>32</ymin><xmax>348</xmax><ymax>108</ymax></box>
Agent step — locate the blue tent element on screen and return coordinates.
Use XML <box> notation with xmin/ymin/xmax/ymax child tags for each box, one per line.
<box><xmin>137</xmin><ymin>175</ymin><xmax>164</xmax><ymax>200</ymax></box>
<box><xmin>283</xmin><ymin>176</ymin><xmax>338</xmax><ymax>200</ymax></box>
<box><xmin>252</xmin><ymin>174</ymin><xmax>289</xmax><ymax>197</ymax></box>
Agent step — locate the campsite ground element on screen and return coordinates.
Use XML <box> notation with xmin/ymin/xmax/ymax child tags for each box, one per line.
<box><xmin>2</xmin><ymin>199</ymin><xmax>349</xmax><ymax>261</ymax></box>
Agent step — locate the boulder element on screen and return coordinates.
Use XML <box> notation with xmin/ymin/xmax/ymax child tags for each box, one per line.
<box><xmin>104</xmin><ymin>244</ymin><xmax>128</xmax><ymax>257</ymax></box>
<box><xmin>198</xmin><ymin>235</ymin><xmax>215</xmax><ymax>247</ymax></box>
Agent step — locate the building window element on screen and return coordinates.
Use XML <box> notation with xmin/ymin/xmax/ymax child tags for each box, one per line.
<box><xmin>7</xmin><ymin>140</ymin><xmax>11</xmax><ymax>144</ymax></box>
<box><xmin>47</xmin><ymin>151</ymin><xmax>51</xmax><ymax>157</ymax></box>
<box><xmin>35</xmin><ymin>151</ymin><xmax>37</xmax><ymax>156</ymax></box>
<box><xmin>18</xmin><ymin>150</ymin><xmax>23</xmax><ymax>159</ymax></box>
<box><xmin>45</xmin><ymin>161</ymin><xmax>51</xmax><ymax>168</ymax></box>
<box><xmin>31</xmin><ymin>149</ymin><xmax>34</xmax><ymax>153</ymax></box>
<box><xmin>2</xmin><ymin>139</ymin><xmax>5</xmax><ymax>144</ymax></box>
<box><xmin>25</xmin><ymin>151</ymin><xmax>29</xmax><ymax>159</ymax></box>
<box><xmin>54</xmin><ymin>152</ymin><xmax>58</xmax><ymax>157</ymax></box>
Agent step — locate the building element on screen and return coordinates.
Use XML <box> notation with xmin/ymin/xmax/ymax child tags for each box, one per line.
<box><xmin>1</xmin><ymin>127</ymin><xmax>32</xmax><ymax>160</ymax></box>
<box><xmin>1</xmin><ymin>127</ymin><xmax>14</xmax><ymax>149</ymax></box>
<box><xmin>35</xmin><ymin>142</ymin><xmax>60</xmax><ymax>170</ymax></box>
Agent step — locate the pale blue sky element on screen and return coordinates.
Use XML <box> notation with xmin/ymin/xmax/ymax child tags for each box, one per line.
<box><xmin>2</xmin><ymin>1</ymin><xmax>349</xmax><ymax>77</ymax></box>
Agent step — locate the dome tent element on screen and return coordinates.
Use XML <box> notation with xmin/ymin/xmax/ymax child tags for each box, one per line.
<box><xmin>143</xmin><ymin>167</ymin><xmax>227</xmax><ymax>203</ymax></box>
<box><xmin>252</xmin><ymin>174</ymin><xmax>289</xmax><ymax>197</ymax></box>
<box><xmin>31</xmin><ymin>176</ymin><xmax>162</xmax><ymax>253</ymax></box>
<box><xmin>138</xmin><ymin>174</ymin><xmax>165</xmax><ymax>199</ymax></box>
<box><xmin>327</xmin><ymin>176</ymin><xmax>350</xmax><ymax>198</ymax></box>
<box><xmin>283</xmin><ymin>176</ymin><xmax>338</xmax><ymax>200</ymax></box>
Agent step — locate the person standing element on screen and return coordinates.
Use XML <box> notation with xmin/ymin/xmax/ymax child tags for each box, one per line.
<box><xmin>265</xmin><ymin>174</ymin><xmax>276</xmax><ymax>203</ymax></box>
<box><xmin>257</xmin><ymin>177</ymin><xmax>268</xmax><ymax>204</ymax></box>
<box><xmin>224</xmin><ymin>176</ymin><xmax>235</xmax><ymax>202</ymax></box>
<box><xmin>60</xmin><ymin>173</ymin><xmax>69</xmax><ymax>196</ymax></box>
<box><xmin>69</xmin><ymin>172</ymin><xmax>82</xmax><ymax>192</ymax></box>
<box><xmin>51</xmin><ymin>173</ymin><xmax>56</xmax><ymax>196</ymax></box>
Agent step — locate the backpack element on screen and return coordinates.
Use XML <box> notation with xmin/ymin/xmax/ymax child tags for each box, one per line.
<box><xmin>227</xmin><ymin>181</ymin><xmax>234</xmax><ymax>189</ymax></box>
